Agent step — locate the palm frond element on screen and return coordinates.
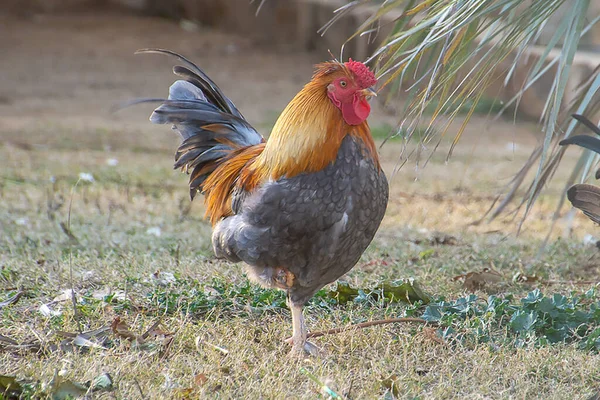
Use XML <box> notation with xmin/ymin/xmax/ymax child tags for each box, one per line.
<box><xmin>329</xmin><ymin>0</ymin><xmax>600</xmax><ymax>227</ymax></box>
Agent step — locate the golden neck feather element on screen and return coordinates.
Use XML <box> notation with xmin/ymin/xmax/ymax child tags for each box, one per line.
<box><xmin>248</xmin><ymin>80</ymin><xmax>377</xmax><ymax>185</ymax></box>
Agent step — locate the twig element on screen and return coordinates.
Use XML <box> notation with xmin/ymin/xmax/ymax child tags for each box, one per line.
<box><xmin>0</xmin><ymin>334</ymin><xmax>19</xmax><ymax>345</ymax></box>
<box><xmin>195</xmin><ymin>336</ymin><xmax>229</xmax><ymax>355</ymax></box>
<box><xmin>140</xmin><ymin>319</ymin><xmax>162</xmax><ymax>340</ymax></box>
<box><xmin>66</xmin><ymin>179</ymin><xmax>83</xmax><ymax>332</ymax></box>
<box><xmin>541</xmin><ymin>280</ymin><xmax>599</xmax><ymax>285</ymax></box>
<box><xmin>307</xmin><ymin>317</ymin><xmax>434</xmax><ymax>339</ymax></box>
<box><xmin>518</xmin><ymin>278</ymin><xmax>600</xmax><ymax>286</ymax></box>
<box><xmin>133</xmin><ymin>378</ymin><xmax>145</xmax><ymax>400</ymax></box>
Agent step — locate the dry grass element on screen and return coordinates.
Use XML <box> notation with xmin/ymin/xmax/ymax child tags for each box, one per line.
<box><xmin>2</xmin><ymin>125</ymin><xmax>600</xmax><ymax>399</ymax></box>
<box><xmin>1</xmin><ymin>10</ymin><xmax>600</xmax><ymax>400</ymax></box>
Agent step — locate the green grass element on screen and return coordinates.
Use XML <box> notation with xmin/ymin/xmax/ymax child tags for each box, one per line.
<box><xmin>1</xmin><ymin>125</ymin><xmax>600</xmax><ymax>399</ymax></box>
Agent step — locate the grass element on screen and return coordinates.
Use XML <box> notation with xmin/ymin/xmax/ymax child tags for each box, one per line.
<box><xmin>1</xmin><ymin>122</ymin><xmax>600</xmax><ymax>399</ymax></box>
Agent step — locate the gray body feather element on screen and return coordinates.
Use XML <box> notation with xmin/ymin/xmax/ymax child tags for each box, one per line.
<box><xmin>213</xmin><ymin>135</ymin><xmax>389</xmax><ymax>305</ymax></box>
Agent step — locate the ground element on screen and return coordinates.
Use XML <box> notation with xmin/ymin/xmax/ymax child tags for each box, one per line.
<box><xmin>1</xmin><ymin>10</ymin><xmax>600</xmax><ymax>400</ymax></box>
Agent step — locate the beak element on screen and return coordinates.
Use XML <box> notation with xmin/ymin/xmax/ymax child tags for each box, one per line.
<box><xmin>361</xmin><ymin>88</ymin><xmax>377</xmax><ymax>98</ymax></box>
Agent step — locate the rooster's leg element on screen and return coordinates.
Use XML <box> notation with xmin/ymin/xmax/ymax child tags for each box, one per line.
<box><xmin>286</xmin><ymin>301</ymin><xmax>319</xmax><ymax>356</ymax></box>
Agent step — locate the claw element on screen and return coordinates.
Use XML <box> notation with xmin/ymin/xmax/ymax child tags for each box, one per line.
<box><xmin>285</xmin><ymin>337</ymin><xmax>320</xmax><ymax>357</ymax></box>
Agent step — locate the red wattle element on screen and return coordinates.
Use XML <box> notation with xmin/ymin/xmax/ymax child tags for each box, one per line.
<box><xmin>341</xmin><ymin>95</ymin><xmax>371</xmax><ymax>125</ymax></box>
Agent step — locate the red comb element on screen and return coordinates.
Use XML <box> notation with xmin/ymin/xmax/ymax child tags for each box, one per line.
<box><xmin>344</xmin><ymin>58</ymin><xmax>377</xmax><ymax>88</ymax></box>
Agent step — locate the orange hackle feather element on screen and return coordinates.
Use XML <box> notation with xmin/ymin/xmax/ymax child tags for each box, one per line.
<box><xmin>202</xmin><ymin>61</ymin><xmax>379</xmax><ymax>225</ymax></box>
<box><xmin>202</xmin><ymin>143</ymin><xmax>266</xmax><ymax>225</ymax></box>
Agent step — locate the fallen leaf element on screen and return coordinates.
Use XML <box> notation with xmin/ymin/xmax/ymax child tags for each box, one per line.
<box><xmin>56</xmin><ymin>326</ymin><xmax>110</xmax><ymax>353</ymax></box>
<box><xmin>329</xmin><ymin>280</ymin><xmax>430</xmax><ymax>304</ymax></box>
<box><xmin>452</xmin><ymin>268</ymin><xmax>503</xmax><ymax>291</ymax></box>
<box><xmin>430</xmin><ymin>233</ymin><xmax>459</xmax><ymax>245</ymax></box>
<box><xmin>111</xmin><ymin>317</ymin><xmax>139</xmax><ymax>341</ymax></box>
<box><xmin>72</xmin><ymin>334</ymin><xmax>107</xmax><ymax>350</ymax></box>
<box><xmin>379</xmin><ymin>279</ymin><xmax>430</xmax><ymax>304</ymax></box>
<box><xmin>159</xmin><ymin>335</ymin><xmax>175</xmax><ymax>360</ymax></box>
<box><xmin>53</xmin><ymin>289</ymin><xmax>75</xmax><ymax>303</ymax></box>
<box><xmin>0</xmin><ymin>375</ymin><xmax>23</xmax><ymax>398</ymax></box>
<box><xmin>380</xmin><ymin>375</ymin><xmax>400</xmax><ymax>397</ymax></box>
<box><xmin>512</xmin><ymin>272</ymin><xmax>540</xmax><ymax>284</ymax></box>
<box><xmin>48</xmin><ymin>371</ymin><xmax>113</xmax><ymax>400</ymax></box>
<box><xmin>140</xmin><ymin>320</ymin><xmax>163</xmax><ymax>340</ymax></box>
<box><xmin>0</xmin><ymin>334</ymin><xmax>45</xmax><ymax>355</ymax></box>
<box><xmin>50</xmin><ymin>379</ymin><xmax>88</xmax><ymax>400</ymax></box>
<box><xmin>421</xmin><ymin>327</ymin><xmax>446</xmax><ymax>345</ymax></box>
<box><xmin>91</xmin><ymin>373</ymin><xmax>114</xmax><ymax>391</ymax></box>
<box><xmin>194</xmin><ymin>373</ymin><xmax>208</xmax><ymax>386</ymax></box>
<box><xmin>0</xmin><ymin>291</ymin><xmax>24</xmax><ymax>309</ymax></box>
<box><xmin>39</xmin><ymin>303</ymin><xmax>62</xmax><ymax>317</ymax></box>
<box><xmin>328</xmin><ymin>282</ymin><xmax>358</xmax><ymax>304</ymax></box>
<box><xmin>173</xmin><ymin>388</ymin><xmax>195</xmax><ymax>399</ymax></box>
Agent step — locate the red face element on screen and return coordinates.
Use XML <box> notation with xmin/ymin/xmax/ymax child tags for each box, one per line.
<box><xmin>326</xmin><ymin>76</ymin><xmax>375</xmax><ymax>126</ymax></box>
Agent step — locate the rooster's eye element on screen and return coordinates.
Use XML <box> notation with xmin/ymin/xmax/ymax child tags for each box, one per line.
<box><xmin>339</xmin><ymin>80</ymin><xmax>347</xmax><ymax>88</ymax></box>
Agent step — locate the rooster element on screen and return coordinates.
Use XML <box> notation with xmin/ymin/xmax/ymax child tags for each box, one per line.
<box><xmin>139</xmin><ymin>49</ymin><xmax>388</xmax><ymax>354</ymax></box>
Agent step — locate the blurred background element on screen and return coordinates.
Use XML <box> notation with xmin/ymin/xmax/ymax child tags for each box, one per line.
<box><xmin>2</xmin><ymin>0</ymin><xmax>599</xmax><ymax>238</ymax></box>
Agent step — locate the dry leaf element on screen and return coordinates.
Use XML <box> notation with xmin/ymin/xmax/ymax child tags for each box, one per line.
<box><xmin>430</xmin><ymin>233</ymin><xmax>459</xmax><ymax>245</ymax></box>
<box><xmin>140</xmin><ymin>320</ymin><xmax>163</xmax><ymax>340</ymax></box>
<box><xmin>53</xmin><ymin>289</ymin><xmax>75</xmax><ymax>303</ymax></box>
<box><xmin>0</xmin><ymin>375</ymin><xmax>24</xmax><ymax>398</ymax></box>
<box><xmin>72</xmin><ymin>335</ymin><xmax>107</xmax><ymax>350</ymax></box>
<box><xmin>49</xmin><ymin>371</ymin><xmax>113</xmax><ymax>399</ymax></box>
<box><xmin>512</xmin><ymin>272</ymin><xmax>540</xmax><ymax>284</ymax></box>
<box><xmin>57</xmin><ymin>326</ymin><xmax>110</xmax><ymax>353</ymax></box>
<box><xmin>452</xmin><ymin>268</ymin><xmax>503</xmax><ymax>291</ymax></box>
<box><xmin>421</xmin><ymin>326</ymin><xmax>446</xmax><ymax>345</ymax></box>
<box><xmin>39</xmin><ymin>303</ymin><xmax>62</xmax><ymax>317</ymax></box>
<box><xmin>111</xmin><ymin>317</ymin><xmax>139</xmax><ymax>341</ymax></box>
<box><xmin>194</xmin><ymin>373</ymin><xmax>208</xmax><ymax>386</ymax></box>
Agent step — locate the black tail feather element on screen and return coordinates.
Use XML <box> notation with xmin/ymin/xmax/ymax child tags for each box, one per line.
<box><xmin>136</xmin><ymin>49</ymin><xmax>264</xmax><ymax>199</ymax></box>
<box><xmin>136</xmin><ymin>48</ymin><xmax>244</xmax><ymax>119</ymax></box>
